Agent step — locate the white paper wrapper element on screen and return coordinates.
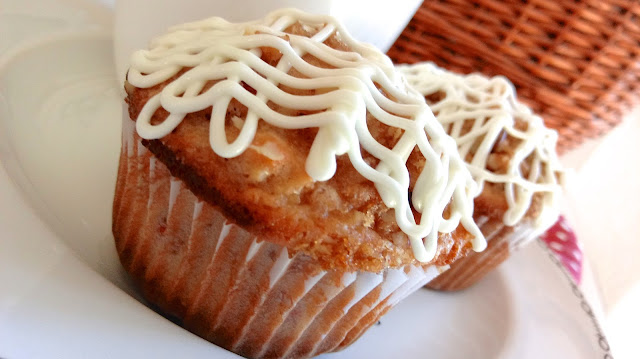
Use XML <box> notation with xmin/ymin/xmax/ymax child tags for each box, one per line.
<box><xmin>113</xmin><ymin>118</ymin><xmax>442</xmax><ymax>358</ymax></box>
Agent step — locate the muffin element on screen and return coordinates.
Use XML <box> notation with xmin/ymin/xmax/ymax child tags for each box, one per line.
<box><xmin>398</xmin><ymin>62</ymin><xmax>563</xmax><ymax>291</ymax></box>
<box><xmin>113</xmin><ymin>10</ymin><xmax>485</xmax><ymax>358</ymax></box>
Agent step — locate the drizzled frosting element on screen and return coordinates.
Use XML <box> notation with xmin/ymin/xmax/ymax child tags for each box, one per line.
<box><xmin>398</xmin><ymin>62</ymin><xmax>563</xmax><ymax>231</ymax></box>
<box><xmin>127</xmin><ymin>9</ymin><xmax>485</xmax><ymax>262</ymax></box>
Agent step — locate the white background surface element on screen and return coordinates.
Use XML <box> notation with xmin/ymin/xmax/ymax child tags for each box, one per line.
<box><xmin>0</xmin><ymin>0</ymin><xmax>637</xmax><ymax>358</ymax></box>
<box><xmin>561</xmin><ymin>109</ymin><xmax>640</xmax><ymax>359</ymax></box>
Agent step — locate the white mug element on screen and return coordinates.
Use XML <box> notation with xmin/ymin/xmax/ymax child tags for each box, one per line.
<box><xmin>113</xmin><ymin>0</ymin><xmax>422</xmax><ymax>83</ymax></box>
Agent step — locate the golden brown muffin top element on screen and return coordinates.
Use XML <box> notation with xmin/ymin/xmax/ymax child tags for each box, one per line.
<box><xmin>399</xmin><ymin>62</ymin><xmax>564</xmax><ymax>232</ymax></box>
<box><xmin>124</xmin><ymin>10</ymin><xmax>484</xmax><ymax>272</ymax></box>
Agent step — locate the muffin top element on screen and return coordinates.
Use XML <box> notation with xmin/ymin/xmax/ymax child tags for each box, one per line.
<box><xmin>125</xmin><ymin>9</ymin><xmax>485</xmax><ymax>272</ymax></box>
<box><xmin>399</xmin><ymin>62</ymin><xmax>564</xmax><ymax>232</ymax></box>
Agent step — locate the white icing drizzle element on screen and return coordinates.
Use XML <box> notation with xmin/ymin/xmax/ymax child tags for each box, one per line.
<box><xmin>398</xmin><ymin>62</ymin><xmax>563</xmax><ymax>231</ymax></box>
<box><xmin>127</xmin><ymin>9</ymin><xmax>485</xmax><ymax>262</ymax></box>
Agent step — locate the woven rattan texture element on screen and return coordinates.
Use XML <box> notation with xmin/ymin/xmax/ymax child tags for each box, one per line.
<box><xmin>387</xmin><ymin>0</ymin><xmax>640</xmax><ymax>153</ymax></box>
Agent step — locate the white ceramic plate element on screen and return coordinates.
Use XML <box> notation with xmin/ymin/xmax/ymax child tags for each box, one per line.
<box><xmin>0</xmin><ymin>2</ymin><xmax>613</xmax><ymax>359</ymax></box>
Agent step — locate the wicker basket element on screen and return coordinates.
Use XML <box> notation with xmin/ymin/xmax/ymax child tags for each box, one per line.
<box><xmin>388</xmin><ymin>0</ymin><xmax>640</xmax><ymax>154</ymax></box>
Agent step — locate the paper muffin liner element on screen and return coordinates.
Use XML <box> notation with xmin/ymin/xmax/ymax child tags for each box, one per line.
<box><xmin>113</xmin><ymin>118</ymin><xmax>442</xmax><ymax>358</ymax></box>
<box><xmin>426</xmin><ymin>215</ymin><xmax>537</xmax><ymax>291</ymax></box>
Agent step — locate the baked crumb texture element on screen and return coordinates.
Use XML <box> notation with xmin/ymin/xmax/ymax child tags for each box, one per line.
<box><xmin>399</xmin><ymin>62</ymin><xmax>564</xmax><ymax>290</ymax></box>
<box><xmin>124</xmin><ymin>19</ymin><xmax>476</xmax><ymax>273</ymax></box>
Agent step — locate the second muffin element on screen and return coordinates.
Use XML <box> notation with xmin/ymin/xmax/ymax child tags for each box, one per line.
<box><xmin>399</xmin><ymin>62</ymin><xmax>564</xmax><ymax>291</ymax></box>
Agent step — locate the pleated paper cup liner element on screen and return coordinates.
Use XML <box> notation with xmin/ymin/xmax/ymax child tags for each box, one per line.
<box><xmin>428</xmin><ymin>216</ymin><xmax>537</xmax><ymax>291</ymax></box>
<box><xmin>113</xmin><ymin>119</ymin><xmax>443</xmax><ymax>359</ymax></box>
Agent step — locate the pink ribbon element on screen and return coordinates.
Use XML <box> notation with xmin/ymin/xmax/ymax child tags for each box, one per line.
<box><xmin>541</xmin><ymin>215</ymin><xmax>583</xmax><ymax>283</ymax></box>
